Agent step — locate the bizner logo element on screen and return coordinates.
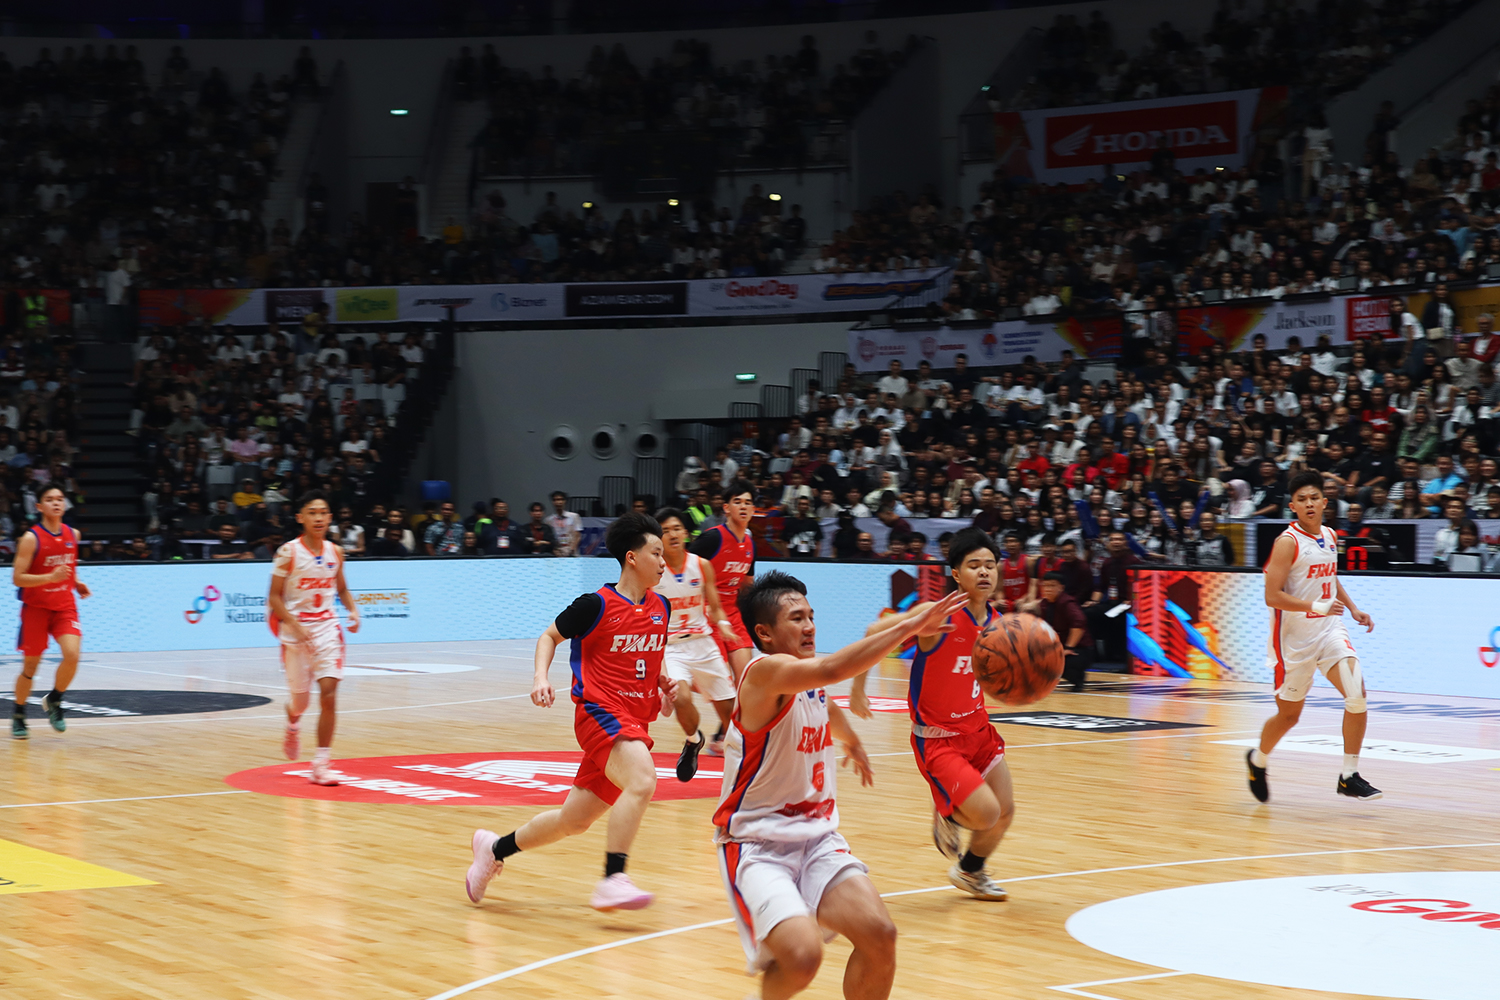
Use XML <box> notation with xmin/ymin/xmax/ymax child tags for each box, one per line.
<box><xmin>184</xmin><ymin>585</ymin><xmax>221</xmax><ymax>624</ymax></box>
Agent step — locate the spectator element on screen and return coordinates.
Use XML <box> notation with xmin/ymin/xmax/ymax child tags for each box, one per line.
<box><xmin>1037</xmin><ymin>572</ymin><xmax>1092</xmax><ymax>692</ymax></box>
<box><xmin>477</xmin><ymin>499</ymin><xmax>526</xmax><ymax>554</ymax></box>
<box><xmin>423</xmin><ymin>502</ymin><xmax>464</xmax><ymax>555</ymax></box>
<box><xmin>782</xmin><ymin>495</ymin><xmax>823</xmax><ymax>558</ymax></box>
<box><xmin>521</xmin><ymin>502</ymin><xmax>558</xmax><ymax>555</ymax></box>
<box><xmin>370</xmin><ymin>526</ymin><xmax>410</xmax><ymax>558</ymax></box>
<box><xmin>546</xmin><ymin>491</ymin><xmax>583</xmax><ymax>556</ymax></box>
<box><xmin>211</xmin><ymin>523</ymin><xmax>253</xmax><ymax>560</ymax></box>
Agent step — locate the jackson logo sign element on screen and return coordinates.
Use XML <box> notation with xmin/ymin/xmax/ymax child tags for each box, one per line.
<box><xmin>225</xmin><ymin>751</ymin><xmax>724</xmax><ymax>805</ymax></box>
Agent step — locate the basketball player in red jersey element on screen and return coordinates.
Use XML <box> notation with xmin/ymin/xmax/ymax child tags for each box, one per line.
<box><xmin>849</xmin><ymin>528</ymin><xmax>1015</xmax><ymax>900</ymax></box>
<box><xmin>690</xmin><ymin>480</ymin><xmax>757</xmax><ymax>684</ymax></box>
<box><xmin>997</xmin><ymin>531</ymin><xmax>1034</xmax><ymax>613</ymax></box>
<box><xmin>718</xmin><ymin>571</ymin><xmax>964</xmax><ymax>999</ymax></box>
<box><xmin>268</xmin><ymin>491</ymin><xmax>360</xmax><ymax>786</ymax></box>
<box><xmin>466</xmin><ymin>513</ymin><xmax>678</xmax><ymax>912</ymax></box>
<box><xmin>11</xmin><ymin>485</ymin><xmax>88</xmax><ymax>740</ymax></box>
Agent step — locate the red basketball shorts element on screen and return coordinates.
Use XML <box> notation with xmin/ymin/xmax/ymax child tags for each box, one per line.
<box><xmin>573</xmin><ymin>700</ymin><xmax>654</xmax><ymax>806</ymax></box>
<box><xmin>714</xmin><ymin>605</ymin><xmax>755</xmax><ymax>657</ymax></box>
<box><xmin>911</xmin><ymin>726</ymin><xmax>1006</xmax><ymax>817</ymax></box>
<box><xmin>18</xmin><ymin>603</ymin><xmax>80</xmax><ymax>657</ymax></box>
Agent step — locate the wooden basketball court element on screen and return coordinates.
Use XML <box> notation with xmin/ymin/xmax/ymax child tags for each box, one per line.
<box><xmin>4</xmin><ymin>640</ymin><xmax>1498</xmax><ymax>1000</ymax></box>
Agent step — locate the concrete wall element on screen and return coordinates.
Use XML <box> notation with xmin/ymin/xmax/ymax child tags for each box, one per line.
<box><xmin>419</xmin><ymin>321</ymin><xmax>850</xmax><ymax>508</ymax></box>
<box><xmin>852</xmin><ymin>40</ymin><xmax>942</xmax><ymax>209</ymax></box>
<box><xmin>10</xmin><ymin>0</ymin><xmax>1214</xmax><ymax>225</ymax></box>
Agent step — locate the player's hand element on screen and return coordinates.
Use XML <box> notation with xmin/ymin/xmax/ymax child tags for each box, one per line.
<box><xmin>346</xmin><ymin>613</ymin><xmax>360</xmax><ymax>634</ymax></box>
<box><xmin>840</xmin><ymin>740</ymin><xmax>874</xmax><ymax>787</ymax></box>
<box><xmin>1326</xmin><ymin>599</ymin><xmax>1347</xmax><ymax>617</ymax></box>
<box><xmin>658</xmin><ymin>675</ymin><xmax>678</xmax><ymax>716</ymax></box>
<box><xmin>907</xmin><ymin>591</ymin><xmax>968</xmax><ymax>638</ymax></box>
<box><xmin>287</xmin><ymin>623</ymin><xmax>312</xmax><ymax>645</ymax></box>
<box><xmin>848</xmin><ymin>685</ymin><xmax>872</xmax><ymax>720</ymax></box>
<box><xmin>717</xmin><ymin>620</ymin><xmax>737</xmax><ymax>642</ymax></box>
<box><xmin>75</xmin><ymin>581</ymin><xmax>91</xmax><ymax>598</ymax></box>
<box><xmin>47</xmin><ymin>565</ymin><xmax>70</xmax><ymax>583</ymax></box>
<box><xmin>1351</xmin><ymin>609</ymin><xmax>1374</xmax><ymax>632</ymax></box>
<box><xmin>531</xmin><ymin>677</ymin><xmax>555</xmax><ymax>708</ymax></box>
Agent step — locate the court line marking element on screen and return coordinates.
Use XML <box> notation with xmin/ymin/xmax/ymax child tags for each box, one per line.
<box><xmin>863</xmin><ymin>727</ymin><xmax>1280</xmax><ymax>758</ymax></box>
<box><xmin>421</xmin><ymin>839</ymin><xmax>1500</xmax><ymax>1000</ymax></box>
<box><xmin>60</xmin><ymin>693</ymin><xmax>532</xmax><ymax>728</ymax></box>
<box><xmin>0</xmin><ymin>790</ymin><xmax>252</xmax><ymax>809</ymax></box>
<box><xmin>1049</xmin><ymin>971</ymin><xmax>1190</xmax><ymax>999</ymax></box>
<box><xmin>1068</xmin><ymin>687</ymin><xmax>1500</xmax><ymax>724</ymax></box>
<box><xmin>87</xmin><ymin>663</ymin><xmax>288</xmax><ymax>690</ymax></box>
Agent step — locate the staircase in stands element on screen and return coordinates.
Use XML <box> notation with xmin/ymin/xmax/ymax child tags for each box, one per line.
<box><xmin>73</xmin><ymin>342</ymin><xmax>144</xmax><ymax>538</ymax></box>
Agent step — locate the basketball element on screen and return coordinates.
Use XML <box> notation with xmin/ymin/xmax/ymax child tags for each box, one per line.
<box><xmin>972</xmin><ymin>613</ymin><xmax>1064</xmax><ymax>705</ymax></box>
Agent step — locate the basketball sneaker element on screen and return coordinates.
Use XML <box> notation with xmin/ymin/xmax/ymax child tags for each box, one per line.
<box><xmin>948</xmin><ymin>863</ymin><xmax>1008</xmax><ymax>901</ymax></box>
<box><xmin>590</xmin><ymin>873</ymin><xmax>655</xmax><ymax>911</ymax></box>
<box><xmin>11</xmin><ymin>712</ymin><xmax>27</xmax><ymax>740</ymax></box>
<box><xmin>309</xmin><ymin>759</ymin><xmax>340</xmax><ymax>786</ymax></box>
<box><xmin>465</xmin><ymin>829</ymin><xmax>502</xmax><ymax>903</ymax></box>
<box><xmin>676</xmin><ymin>731</ymin><xmax>706</xmax><ymax>782</ymax></box>
<box><xmin>932</xmin><ymin>807</ymin><xmax>961</xmax><ymax>860</ymax></box>
<box><xmin>41</xmin><ymin>692</ymin><xmax>65</xmax><ymax>732</ymax></box>
<box><xmin>1337</xmin><ymin>772</ymin><xmax>1383</xmax><ymax>800</ymax></box>
<box><xmin>1246</xmin><ymin>750</ymin><xmax>1269</xmax><ymax>803</ymax></box>
<box><xmin>705</xmin><ymin>729</ymin><xmax>726</xmax><ymax>757</ymax></box>
<box><xmin>282</xmin><ymin>724</ymin><xmax>301</xmax><ymax>761</ymax></box>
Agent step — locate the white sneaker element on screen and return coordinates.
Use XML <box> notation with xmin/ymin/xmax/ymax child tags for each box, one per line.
<box><xmin>932</xmin><ymin>807</ymin><xmax>961</xmax><ymax>860</ymax></box>
<box><xmin>282</xmin><ymin>724</ymin><xmax>300</xmax><ymax>761</ymax></box>
<box><xmin>465</xmin><ymin>829</ymin><xmax>502</xmax><ymax>903</ymax></box>
<box><xmin>704</xmin><ymin>737</ymin><xmax>725</xmax><ymax>757</ymax></box>
<box><xmin>590</xmin><ymin>872</ymin><xmax>654</xmax><ymax>911</ymax></box>
<box><xmin>309</xmin><ymin>759</ymin><xmax>340</xmax><ymax>786</ymax></box>
<box><xmin>948</xmin><ymin>862</ymin><xmax>1008</xmax><ymax>901</ymax></box>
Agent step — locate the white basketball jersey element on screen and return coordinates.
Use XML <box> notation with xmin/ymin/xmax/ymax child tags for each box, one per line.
<box><xmin>714</xmin><ymin>654</ymin><xmax>839</xmax><ymax>844</ymax></box>
<box><xmin>1269</xmin><ymin>521</ymin><xmax>1338</xmax><ymax>639</ymax></box>
<box><xmin>273</xmin><ymin>537</ymin><xmax>343</xmax><ymax>622</ymax></box>
<box><xmin>654</xmin><ymin>552</ymin><xmax>712</xmax><ymax>643</ymax></box>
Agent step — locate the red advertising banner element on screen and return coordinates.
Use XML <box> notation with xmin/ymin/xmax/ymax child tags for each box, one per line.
<box><xmin>1345</xmin><ymin>294</ymin><xmax>1394</xmax><ymax>340</ymax></box>
<box><xmin>138</xmin><ymin>288</ymin><xmax>256</xmax><ymax>326</ymax></box>
<box><xmin>1042</xmin><ymin>99</ymin><xmax>1238</xmax><ymax>169</ymax></box>
<box><xmin>0</xmin><ymin>289</ymin><xmax>71</xmax><ymax>327</ymax></box>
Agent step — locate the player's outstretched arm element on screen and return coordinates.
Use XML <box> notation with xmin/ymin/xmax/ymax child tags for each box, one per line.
<box><xmin>531</xmin><ymin>624</ymin><xmax>563</xmax><ymax>707</ymax></box>
<box><xmin>1263</xmin><ymin>534</ymin><xmax>1342</xmax><ymax>616</ymax></box>
<box><xmin>753</xmin><ymin>591</ymin><xmax>968</xmax><ymax>697</ymax></box>
<box><xmin>850</xmin><ymin>602</ymin><xmax>945</xmax><ymax>718</ymax></box>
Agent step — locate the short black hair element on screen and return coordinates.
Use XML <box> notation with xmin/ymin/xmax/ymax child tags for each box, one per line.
<box><xmin>296</xmin><ymin>489</ymin><xmax>330</xmax><ymax>511</ymax></box>
<box><xmin>551</xmin><ymin>490</ymin><xmax>567</xmax><ymax>500</ymax></box>
<box><xmin>604</xmin><ymin>512</ymin><xmax>662</xmax><ymax>564</ymax></box>
<box><xmin>737</xmin><ymin>570</ymin><xmax>807</xmax><ymax>652</ymax></box>
<box><xmin>654</xmin><ymin>506</ymin><xmax>687</xmax><ymax>531</ymax></box>
<box><xmin>37</xmin><ymin>484</ymin><xmax>66</xmax><ymax>501</ymax></box>
<box><xmin>723</xmin><ymin>479</ymin><xmax>754</xmax><ymax>503</ymax></box>
<box><xmin>1042</xmin><ymin>571</ymin><xmax>1066</xmax><ymax>584</ymax></box>
<box><xmin>1288</xmin><ymin>470</ymin><xmax>1324</xmax><ymax>498</ymax></box>
<box><xmin>948</xmin><ymin>526</ymin><xmax>1000</xmax><ymax>568</ymax></box>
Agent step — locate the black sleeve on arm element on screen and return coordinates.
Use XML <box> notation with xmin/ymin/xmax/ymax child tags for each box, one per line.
<box><xmin>688</xmin><ymin>530</ymin><xmax>721</xmax><ymax>560</ymax></box>
<box><xmin>554</xmin><ymin>592</ymin><xmax>604</xmax><ymax>639</ymax></box>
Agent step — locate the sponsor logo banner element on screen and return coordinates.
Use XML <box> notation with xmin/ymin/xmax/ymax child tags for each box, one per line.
<box><xmin>224</xmin><ymin>751</ymin><xmax>723</xmax><ymax>805</ymax></box>
<box><xmin>335</xmin><ymin>286</ymin><xmax>398</xmax><ymax>322</ymax></box>
<box><xmin>263</xmin><ymin>288</ymin><xmax>325</xmax><ymax>324</ymax></box>
<box><xmin>1213</xmin><ymin>733</ymin><xmax>1500</xmax><ymax>764</ymax></box>
<box><xmin>3</xmin><ymin>690</ymin><xmax>271</xmax><ymax>718</ymax></box>
<box><xmin>1043</xmin><ymin>99</ymin><xmax>1237</xmax><ymax>169</ymax></box>
<box><xmin>0</xmin><ymin>838</ymin><xmax>156</xmax><ymax>896</ymax></box>
<box><xmin>565</xmin><ymin>281</ymin><xmax>687</xmax><ymax>317</ymax></box>
<box><xmin>1068</xmin><ymin>872</ymin><xmax>1500</xmax><ymax>999</ymax></box>
<box><xmin>989</xmin><ymin>711</ymin><xmax>1207</xmax><ymax>732</ymax></box>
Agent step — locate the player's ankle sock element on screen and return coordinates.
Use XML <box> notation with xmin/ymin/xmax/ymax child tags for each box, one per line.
<box><xmin>47</xmin><ymin>688</ymin><xmax>62</xmax><ymax>702</ymax></box>
<box><xmin>1341</xmin><ymin>753</ymin><xmax>1359</xmax><ymax>778</ymax></box>
<box><xmin>493</xmin><ymin>832</ymin><xmax>521</xmax><ymax>861</ymax></box>
<box><xmin>1250</xmin><ymin>748</ymin><xmax>1269</xmax><ymax>768</ymax></box>
<box><xmin>11</xmin><ymin>706</ymin><xmax>24</xmax><ymax>721</ymax></box>
<box><xmin>959</xmin><ymin>851</ymin><xmax>986</xmax><ymax>874</ymax></box>
<box><xmin>605</xmin><ymin>852</ymin><xmax>628</xmax><ymax>877</ymax></box>
<box><xmin>313</xmin><ymin>747</ymin><xmax>331</xmax><ymax>765</ymax></box>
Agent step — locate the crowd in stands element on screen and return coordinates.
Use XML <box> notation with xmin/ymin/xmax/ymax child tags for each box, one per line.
<box><xmin>1007</xmin><ymin>1</ymin><xmax>1470</xmax><ymax>112</ymax></box>
<box><xmin>0</xmin><ymin>319</ymin><xmax>81</xmax><ymax>553</ymax></box>
<box><xmin>126</xmin><ymin>317</ymin><xmax>429</xmax><ymax>560</ymax></box>
<box><xmin>0</xmin><ymin>44</ymin><xmax>328</xmax><ymax>294</ymax></box>
<box><xmin>467</xmin><ymin>31</ymin><xmax>915</xmax><ymax>175</ymax></box>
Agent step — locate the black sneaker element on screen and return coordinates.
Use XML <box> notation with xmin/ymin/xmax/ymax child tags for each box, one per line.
<box><xmin>42</xmin><ymin>692</ymin><xmax>66</xmax><ymax>732</ymax></box>
<box><xmin>1337</xmin><ymin>772</ymin><xmax>1383</xmax><ymax>800</ymax></box>
<box><xmin>11</xmin><ymin>712</ymin><xmax>27</xmax><ymax>740</ymax></box>
<box><xmin>1246</xmin><ymin>750</ymin><xmax>1269</xmax><ymax>803</ymax></box>
<box><xmin>676</xmin><ymin>731</ymin><xmax>705</xmax><ymax>782</ymax></box>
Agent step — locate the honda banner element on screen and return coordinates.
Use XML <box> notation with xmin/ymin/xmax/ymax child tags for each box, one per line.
<box><xmin>999</xmin><ymin>87</ymin><xmax>1279</xmax><ymax>185</ymax></box>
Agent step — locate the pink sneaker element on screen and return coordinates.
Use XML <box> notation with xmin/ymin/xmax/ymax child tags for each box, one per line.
<box><xmin>590</xmin><ymin>873</ymin><xmax>654</xmax><ymax>911</ymax></box>
<box><xmin>466</xmin><ymin>829</ymin><xmax>502</xmax><ymax>903</ymax></box>
<box><xmin>282</xmin><ymin>724</ymin><xmax>300</xmax><ymax>761</ymax></box>
<box><xmin>309</xmin><ymin>759</ymin><xmax>340</xmax><ymax>786</ymax></box>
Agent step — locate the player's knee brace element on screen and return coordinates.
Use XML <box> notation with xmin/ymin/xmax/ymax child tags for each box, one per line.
<box><xmin>1336</xmin><ymin>658</ymin><xmax>1367</xmax><ymax>713</ymax></box>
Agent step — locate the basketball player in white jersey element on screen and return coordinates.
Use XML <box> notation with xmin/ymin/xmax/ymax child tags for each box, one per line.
<box><xmin>654</xmin><ymin>508</ymin><xmax>737</xmax><ymax>782</ymax></box>
<box><xmin>1248</xmin><ymin>471</ymin><xmax>1380</xmax><ymax>802</ymax></box>
<box><xmin>268</xmin><ymin>491</ymin><xmax>360</xmax><ymax>786</ymax></box>
<box><xmin>717</xmin><ymin>571</ymin><xmax>965</xmax><ymax>999</ymax></box>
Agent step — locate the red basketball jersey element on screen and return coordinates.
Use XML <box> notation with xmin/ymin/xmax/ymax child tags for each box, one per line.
<box><xmin>698</xmin><ymin>524</ymin><xmax>755</xmax><ymax>607</ymax></box>
<box><xmin>1000</xmin><ymin>553</ymin><xmax>1030</xmax><ymax>607</ymax></box>
<box><xmin>909</xmin><ymin>606</ymin><xmax>992</xmax><ymax>736</ymax></box>
<box><xmin>568</xmin><ymin>585</ymin><xmax>670</xmax><ymax>719</ymax></box>
<box><xmin>21</xmin><ymin>523</ymin><xmax>78</xmax><ymax>611</ymax></box>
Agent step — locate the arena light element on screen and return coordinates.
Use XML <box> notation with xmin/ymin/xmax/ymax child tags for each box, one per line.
<box><xmin>582</xmin><ymin>201</ymin><xmax>594</xmax><ymax>209</ymax></box>
<box><xmin>1215</xmin><ymin>165</ymin><xmax>1225</xmax><ymax>171</ymax></box>
<box><xmin>981</xmin><ymin>84</ymin><xmax>991</xmax><ymax>91</ymax></box>
<box><xmin>389</xmin><ymin>109</ymin><xmax>410</xmax><ymax>116</ymax></box>
<box><xmin>735</xmin><ymin>373</ymin><xmax>757</xmax><ymax>382</ymax></box>
<box><xmin>768</xmin><ymin>193</ymin><xmax>782</xmax><ymax>202</ymax></box>
<box><xmin>667</xmin><ymin>198</ymin><xmax>680</xmax><ymax>207</ymax></box>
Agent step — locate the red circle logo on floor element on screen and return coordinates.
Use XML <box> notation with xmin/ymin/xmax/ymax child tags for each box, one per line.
<box><xmin>225</xmin><ymin>751</ymin><xmax>725</xmax><ymax>805</ymax></box>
